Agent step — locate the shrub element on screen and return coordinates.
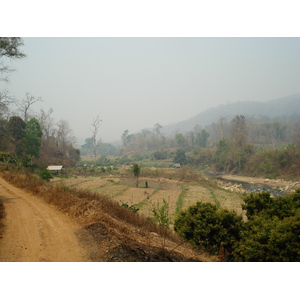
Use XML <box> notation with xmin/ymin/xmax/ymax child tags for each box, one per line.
<box><xmin>149</xmin><ymin>199</ymin><xmax>171</xmax><ymax>229</ymax></box>
<box><xmin>232</xmin><ymin>212</ymin><xmax>300</xmax><ymax>262</ymax></box>
<box><xmin>0</xmin><ymin>152</ymin><xmax>17</xmax><ymax>164</ymax></box>
<box><xmin>174</xmin><ymin>202</ymin><xmax>243</xmax><ymax>256</ymax></box>
<box><xmin>38</xmin><ymin>169</ymin><xmax>53</xmax><ymax>182</ymax></box>
<box><xmin>232</xmin><ymin>189</ymin><xmax>300</xmax><ymax>261</ymax></box>
<box><xmin>242</xmin><ymin>190</ymin><xmax>300</xmax><ymax>220</ymax></box>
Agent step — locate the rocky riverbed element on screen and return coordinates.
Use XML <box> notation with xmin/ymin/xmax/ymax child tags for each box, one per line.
<box><xmin>213</xmin><ymin>174</ymin><xmax>300</xmax><ymax>196</ymax></box>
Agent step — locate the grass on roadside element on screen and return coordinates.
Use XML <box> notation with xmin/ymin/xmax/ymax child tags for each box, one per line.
<box><xmin>1</xmin><ymin>170</ymin><xmax>183</xmax><ymax>244</ymax></box>
<box><xmin>0</xmin><ymin>200</ymin><xmax>5</xmax><ymax>239</ymax></box>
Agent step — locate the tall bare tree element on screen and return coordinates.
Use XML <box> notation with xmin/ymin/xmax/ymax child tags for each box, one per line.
<box><xmin>18</xmin><ymin>93</ymin><xmax>43</xmax><ymax>122</ymax></box>
<box><xmin>121</xmin><ymin>129</ymin><xmax>129</xmax><ymax>147</ymax></box>
<box><xmin>56</xmin><ymin>119</ymin><xmax>75</xmax><ymax>157</ymax></box>
<box><xmin>38</xmin><ymin>108</ymin><xmax>55</xmax><ymax>146</ymax></box>
<box><xmin>153</xmin><ymin>123</ymin><xmax>163</xmax><ymax>136</ymax></box>
<box><xmin>90</xmin><ymin>115</ymin><xmax>102</xmax><ymax>162</ymax></box>
<box><xmin>230</xmin><ymin>115</ymin><xmax>247</xmax><ymax>148</ymax></box>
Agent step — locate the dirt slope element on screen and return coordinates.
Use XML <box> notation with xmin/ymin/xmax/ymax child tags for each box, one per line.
<box><xmin>0</xmin><ymin>177</ymin><xmax>89</xmax><ymax>262</ymax></box>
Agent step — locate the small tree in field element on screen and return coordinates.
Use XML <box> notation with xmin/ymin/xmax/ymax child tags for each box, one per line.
<box><xmin>90</xmin><ymin>115</ymin><xmax>102</xmax><ymax>163</ymax></box>
<box><xmin>132</xmin><ymin>162</ymin><xmax>141</xmax><ymax>187</ymax></box>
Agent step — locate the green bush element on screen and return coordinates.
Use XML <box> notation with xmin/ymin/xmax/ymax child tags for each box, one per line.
<box><xmin>232</xmin><ymin>189</ymin><xmax>300</xmax><ymax>261</ymax></box>
<box><xmin>242</xmin><ymin>190</ymin><xmax>300</xmax><ymax>220</ymax></box>
<box><xmin>38</xmin><ymin>169</ymin><xmax>53</xmax><ymax>182</ymax></box>
<box><xmin>174</xmin><ymin>202</ymin><xmax>243</xmax><ymax>256</ymax></box>
<box><xmin>0</xmin><ymin>152</ymin><xmax>17</xmax><ymax>164</ymax></box>
<box><xmin>232</xmin><ymin>212</ymin><xmax>300</xmax><ymax>262</ymax></box>
<box><xmin>149</xmin><ymin>199</ymin><xmax>171</xmax><ymax>229</ymax></box>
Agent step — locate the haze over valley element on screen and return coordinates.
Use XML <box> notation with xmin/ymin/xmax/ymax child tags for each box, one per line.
<box><xmin>4</xmin><ymin>37</ymin><xmax>300</xmax><ymax>145</ymax></box>
<box><xmin>1</xmin><ymin>37</ymin><xmax>300</xmax><ymax>266</ymax></box>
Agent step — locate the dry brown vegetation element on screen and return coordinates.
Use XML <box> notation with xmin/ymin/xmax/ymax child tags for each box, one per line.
<box><xmin>1</xmin><ymin>170</ymin><xmax>218</xmax><ymax>261</ymax></box>
<box><xmin>53</xmin><ymin>167</ymin><xmax>245</xmax><ymax>224</ymax></box>
<box><xmin>0</xmin><ymin>201</ymin><xmax>5</xmax><ymax>239</ymax></box>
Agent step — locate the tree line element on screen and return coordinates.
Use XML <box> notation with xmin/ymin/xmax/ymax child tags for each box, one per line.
<box><xmin>88</xmin><ymin>113</ymin><xmax>299</xmax><ymax>179</ymax></box>
<box><xmin>115</xmin><ymin>113</ymin><xmax>299</xmax><ymax>155</ymax></box>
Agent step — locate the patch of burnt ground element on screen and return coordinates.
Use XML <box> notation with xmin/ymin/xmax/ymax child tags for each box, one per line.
<box><xmin>77</xmin><ymin>222</ymin><xmax>201</xmax><ymax>262</ymax></box>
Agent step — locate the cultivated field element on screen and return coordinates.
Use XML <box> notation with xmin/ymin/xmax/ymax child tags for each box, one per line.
<box><xmin>51</xmin><ymin>173</ymin><xmax>246</xmax><ymax>223</ymax></box>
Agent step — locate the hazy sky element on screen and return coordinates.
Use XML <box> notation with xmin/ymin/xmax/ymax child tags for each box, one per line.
<box><xmin>4</xmin><ymin>37</ymin><xmax>300</xmax><ymax>145</ymax></box>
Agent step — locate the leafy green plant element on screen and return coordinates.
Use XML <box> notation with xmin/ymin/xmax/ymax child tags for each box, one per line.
<box><xmin>121</xmin><ymin>202</ymin><xmax>139</xmax><ymax>213</ymax></box>
<box><xmin>148</xmin><ymin>199</ymin><xmax>173</xmax><ymax>259</ymax></box>
<box><xmin>149</xmin><ymin>199</ymin><xmax>171</xmax><ymax>229</ymax></box>
<box><xmin>232</xmin><ymin>211</ymin><xmax>300</xmax><ymax>262</ymax></box>
<box><xmin>38</xmin><ymin>169</ymin><xmax>53</xmax><ymax>182</ymax></box>
<box><xmin>174</xmin><ymin>201</ymin><xmax>243</xmax><ymax>256</ymax></box>
<box><xmin>232</xmin><ymin>189</ymin><xmax>300</xmax><ymax>261</ymax></box>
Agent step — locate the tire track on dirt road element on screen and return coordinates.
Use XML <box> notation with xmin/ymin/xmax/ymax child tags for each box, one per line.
<box><xmin>0</xmin><ymin>176</ymin><xmax>89</xmax><ymax>262</ymax></box>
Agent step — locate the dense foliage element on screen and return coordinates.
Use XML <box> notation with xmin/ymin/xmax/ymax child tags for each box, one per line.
<box><xmin>174</xmin><ymin>202</ymin><xmax>243</xmax><ymax>256</ymax></box>
<box><xmin>173</xmin><ymin>149</ymin><xmax>188</xmax><ymax>165</ymax></box>
<box><xmin>174</xmin><ymin>190</ymin><xmax>300</xmax><ymax>261</ymax></box>
<box><xmin>232</xmin><ymin>190</ymin><xmax>300</xmax><ymax>261</ymax></box>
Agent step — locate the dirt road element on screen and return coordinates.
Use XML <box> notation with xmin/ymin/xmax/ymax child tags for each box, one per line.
<box><xmin>0</xmin><ymin>177</ymin><xmax>89</xmax><ymax>262</ymax></box>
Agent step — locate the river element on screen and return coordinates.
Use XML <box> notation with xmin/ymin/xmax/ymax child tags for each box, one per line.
<box><xmin>202</xmin><ymin>171</ymin><xmax>286</xmax><ymax>197</ymax></box>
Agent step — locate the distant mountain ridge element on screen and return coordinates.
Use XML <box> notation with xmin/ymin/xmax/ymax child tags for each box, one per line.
<box><xmin>161</xmin><ymin>94</ymin><xmax>300</xmax><ymax>136</ymax></box>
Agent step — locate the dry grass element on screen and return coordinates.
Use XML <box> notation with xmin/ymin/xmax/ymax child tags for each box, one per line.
<box><xmin>0</xmin><ymin>200</ymin><xmax>5</xmax><ymax>239</ymax></box>
<box><xmin>50</xmin><ymin>169</ymin><xmax>245</xmax><ymax>225</ymax></box>
<box><xmin>2</xmin><ymin>171</ymin><xmax>163</xmax><ymax>234</ymax></box>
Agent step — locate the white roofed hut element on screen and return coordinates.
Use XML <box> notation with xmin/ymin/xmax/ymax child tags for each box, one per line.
<box><xmin>47</xmin><ymin>165</ymin><xmax>64</xmax><ymax>175</ymax></box>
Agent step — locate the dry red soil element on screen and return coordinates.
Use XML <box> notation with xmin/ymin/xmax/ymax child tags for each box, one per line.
<box><xmin>0</xmin><ymin>177</ymin><xmax>89</xmax><ymax>262</ymax></box>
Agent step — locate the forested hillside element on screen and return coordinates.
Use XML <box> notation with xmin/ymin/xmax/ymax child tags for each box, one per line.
<box><xmin>160</xmin><ymin>94</ymin><xmax>300</xmax><ymax>137</ymax></box>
